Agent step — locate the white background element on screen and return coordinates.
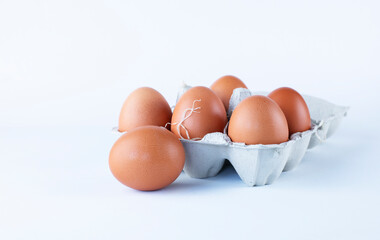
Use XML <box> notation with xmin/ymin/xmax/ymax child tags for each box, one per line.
<box><xmin>1</xmin><ymin>0</ymin><xmax>379</xmax><ymax>239</ymax></box>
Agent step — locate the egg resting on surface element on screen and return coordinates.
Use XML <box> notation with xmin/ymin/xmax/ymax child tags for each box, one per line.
<box><xmin>109</xmin><ymin>126</ymin><xmax>185</xmax><ymax>191</ymax></box>
<box><xmin>171</xmin><ymin>86</ymin><xmax>227</xmax><ymax>140</ymax></box>
<box><xmin>210</xmin><ymin>75</ymin><xmax>248</xmax><ymax>111</ymax></box>
<box><xmin>228</xmin><ymin>95</ymin><xmax>289</xmax><ymax>145</ymax></box>
<box><xmin>268</xmin><ymin>87</ymin><xmax>311</xmax><ymax>136</ymax></box>
<box><xmin>118</xmin><ymin>87</ymin><xmax>172</xmax><ymax>132</ymax></box>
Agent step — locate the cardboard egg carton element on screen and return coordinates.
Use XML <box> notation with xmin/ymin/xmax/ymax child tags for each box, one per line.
<box><xmin>178</xmin><ymin>86</ymin><xmax>349</xmax><ymax>186</ymax></box>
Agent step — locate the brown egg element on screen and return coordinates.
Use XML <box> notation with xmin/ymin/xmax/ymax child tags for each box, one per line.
<box><xmin>268</xmin><ymin>87</ymin><xmax>311</xmax><ymax>135</ymax></box>
<box><xmin>171</xmin><ymin>86</ymin><xmax>227</xmax><ymax>140</ymax></box>
<box><xmin>118</xmin><ymin>87</ymin><xmax>172</xmax><ymax>132</ymax></box>
<box><xmin>210</xmin><ymin>75</ymin><xmax>248</xmax><ymax>111</ymax></box>
<box><xmin>228</xmin><ymin>95</ymin><xmax>289</xmax><ymax>145</ymax></box>
<box><xmin>109</xmin><ymin>126</ymin><xmax>185</xmax><ymax>191</ymax></box>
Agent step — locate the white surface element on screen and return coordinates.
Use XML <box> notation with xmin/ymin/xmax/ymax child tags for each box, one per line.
<box><xmin>1</xmin><ymin>0</ymin><xmax>380</xmax><ymax>239</ymax></box>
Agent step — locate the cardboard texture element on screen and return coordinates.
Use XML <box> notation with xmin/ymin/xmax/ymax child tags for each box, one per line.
<box><xmin>178</xmin><ymin>87</ymin><xmax>349</xmax><ymax>186</ymax></box>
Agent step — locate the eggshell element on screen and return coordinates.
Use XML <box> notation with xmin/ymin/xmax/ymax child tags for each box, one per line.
<box><xmin>268</xmin><ymin>87</ymin><xmax>311</xmax><ymax>135</ymax></box>
<box><xmin>228</xmin><ymin>95</ymin><xmax>289</xmax><ymax>145</ymax></box>
<box><xmin>112</xmin><ymin>87</ymin><xmax>348</xmax><ymax>187</ymax></box>
<box><xmin>118</xmin><ymin>87</ymin><xmax>172</xmax><ymax>132</ymax></box>
<box><xmin>210</xmin><ymin>75</ymin><xmax>247</xmax><ymax>111</ymax></box>
<box><xmin>109</xmin><ymin>126</ymin><xmax>185</xmax><ymax>191</ymax></box>
<box><xmin>171</xmin><ymin>86</ymin><xmax>227</xmax><ymax>140</ymax></box>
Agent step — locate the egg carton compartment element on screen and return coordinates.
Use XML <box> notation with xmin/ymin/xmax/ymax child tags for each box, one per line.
<box><xmin>177</xmin><ymin>86</ymin><xmax>349</xmax><ymax>186</ymax></box>
<box><xmin>181</xmin><ymin>125</ymin><xmax>317</xmax><ymax>186</ymax></box>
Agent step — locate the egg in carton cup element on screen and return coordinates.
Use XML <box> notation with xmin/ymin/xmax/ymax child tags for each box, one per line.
<box><xmin>176</xmin><ymin>85</ymin><xmax>349</xmax><ymax>187</ymax></box>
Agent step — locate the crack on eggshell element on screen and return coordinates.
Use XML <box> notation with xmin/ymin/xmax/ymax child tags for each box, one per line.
<box><xmin>168</xmin><ymin>99</ymin><xmax>202</xmax><ymax>140</ymax></box>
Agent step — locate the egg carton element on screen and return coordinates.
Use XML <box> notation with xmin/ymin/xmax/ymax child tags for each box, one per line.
<box><xmin>177</xmin><ymin>86</ymin><xmax>349</xmax><ymax>186</ymax></box>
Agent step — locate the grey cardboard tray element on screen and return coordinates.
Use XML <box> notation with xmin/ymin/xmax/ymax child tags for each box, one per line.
<box><xmin>177</xmin><ymin>86</ymin><xmax>349</xmax><ymax>186</ymax></box>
